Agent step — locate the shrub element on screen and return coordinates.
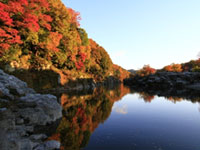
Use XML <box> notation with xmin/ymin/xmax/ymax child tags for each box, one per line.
<box><xmin>137</xmin><ymin>65</ymin><xmax>156</xmax><ymax>76</ymax></box>
<box><xmin>163</xmin><ymin>63</ymin><xmax>182</xmax><ymax>72</ymax></box>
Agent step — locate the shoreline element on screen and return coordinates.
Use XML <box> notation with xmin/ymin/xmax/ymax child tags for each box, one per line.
<box><xmin>124</xmin><ymin>71</ymin><xmax>200</xmax><ymax>100</ymax></box>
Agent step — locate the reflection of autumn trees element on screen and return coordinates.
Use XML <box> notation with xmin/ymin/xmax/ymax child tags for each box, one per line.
<box><xmin>137</xmin><ymin>91</ymin><xmax>185</xmax><ymax>103</ymax></box>
<box><xmin>48</xmin><ymin>85</ymin><xmax>130</xmax><ymax>150</ymax></box>
<box><xmin>136</xmin><ymin>91</ymin><xmax>200</xmax><ymax>103</ymax></box>
<box><xmin>166</xmin><ymin>97</ymin><xmax>183</xmax><ymax>103</ymax></box>
<box><xmin>138</xmin><ymin>92</ymin><xmax>155</xmax><ymax>103</ymax></box>
<box><xmin>48</xmin><ymin>85</ymin><xmax>200</xmax><ymax>149</ymax></box>
<box><xmin>131</xmin><ymin>90</ymin><xmax>192</xmax><ymax>103</ymax></box>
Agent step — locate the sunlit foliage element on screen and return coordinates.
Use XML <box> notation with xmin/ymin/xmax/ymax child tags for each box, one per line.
<box><xmin>137</xmin><ymin>65</ymin><xmax>156</xmax><ymax>76</ymax></box>
<box><xmin>181</xmin><ymin>59</ymin><xmax>200</xmax><ymax>72</ymax></box>
<box><xmin>163</xmin><ymin>63</ymin><xmax>182</xmax><ymax>72</ymax></box>
<box><xmin>0</xmin><ymin>0</ymin><xmax>129</xmax><ymax>81</ymax></box>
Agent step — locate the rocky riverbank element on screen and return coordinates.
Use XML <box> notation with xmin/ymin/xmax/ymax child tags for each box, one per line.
<box><xmin>0</xmin><ymin>69</ymin><xmax>62</xmax><ymax>150</ymax></box>
<box><xmin>6</xmin><ymin>69</ymin><xmax>121</xmax><ymax>93</ymax></box>
<box><xmin>124</xmin><ymin>72</ymin><xmax>200</xmax><ymax>98</ymax></box>
<box><xmin>45</xmin><ymin>76</ymin><xmax>121</xmax><ymax>94</ymax></box>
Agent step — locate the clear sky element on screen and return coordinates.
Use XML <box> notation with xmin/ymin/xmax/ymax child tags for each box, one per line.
<box><xmin>62</xmin><ymin>0</ymin><xmax>200</xmax><ymax>70</ymax></box>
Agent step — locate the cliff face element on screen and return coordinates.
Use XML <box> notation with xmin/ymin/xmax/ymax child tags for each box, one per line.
<box><xmin>0</xmin><ymin>0</ymin><xmax>129</xmax><ymax>83</ymax></box>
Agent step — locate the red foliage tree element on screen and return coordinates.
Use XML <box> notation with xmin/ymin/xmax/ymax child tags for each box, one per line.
<box><xmin>78</xmin><ymin>52</ymin><xmax>87</xmax><ymax>62</ymax></box>
<box><xmin>137</xmin><ymin>65</ymin><xmax>156</xmax><ymax>76</ymax></box>
<box><xmin>67</xmin><ymin>8</ymin><xmax>81</xmax><ymax>26</ymax></box>
<box><xmin>0</xmin><ymin>2</ymin><xmax>22</xmax><ymax>54</ymax></box>
<box><xmin>39</xmin><ymin>14</ymin><xmax>52</xmax><ymax>31</ymax></box>
<box><xmin>75</xmin><ymin>52</ymin><xmax>87</xmax><ymax>70</ymax></box>
<box><xmin>163</xmin><ymin>63</ymin><xmax>182</xmax><ymax>72</ymax></box>
<box><xmin>0</xmin><ymin>0</ymin><xmax>52</xmax><ymax>55</ymax></box>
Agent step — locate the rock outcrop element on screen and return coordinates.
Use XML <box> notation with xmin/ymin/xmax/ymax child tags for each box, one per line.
<box><xmin>124</xmin><ymin>72</ymin><xmax>200</xmax><ymax>98</ymax></box>
<box><xmin>43</xmin><ymin>76</ymin><xmax>122</xmax><ymax>94</ymax></box>
<box><xmin>0</xmin><ymin>69</ymin><xmax>62</xmax><ymax>150</ymax></box>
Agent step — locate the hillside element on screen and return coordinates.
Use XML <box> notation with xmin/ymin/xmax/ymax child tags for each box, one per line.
<box><xmin>129</xmin><ymin>59</ymin><xmax>200</xmax><ymax>78</ymax></box>
<box><xmin>158</xmin><ymin>59</ymin><xmax>200</xmax><ymax>72</ymax></box>
<box><xmin>0</xmin><ymin>0</ymin><xmax>129</xmax><ymax>85</ymax></box>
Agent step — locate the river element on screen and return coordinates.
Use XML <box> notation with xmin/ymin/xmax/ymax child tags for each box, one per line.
<box><xmin>48</xmin><ymin>85</ymin><xmax>200</xmax><ymax>150</ymax></box>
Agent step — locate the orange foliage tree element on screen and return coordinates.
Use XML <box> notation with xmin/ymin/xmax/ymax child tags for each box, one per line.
<box><xmin>163</xmin><ymin>63</ymin><xmax>182</xmax><ymax>72</ymax></box>
<box><xmin>113</xmin><ymin>64</ymin><xmax>130</xmax><ymax>81</ymax></box>
<box><xmin>181</xmin><ymin>59</ymin><xmax>200</xmax><ymax>72</ymax></box>
<box><xmin>137</xmin><ymin>65</ymin><xmax>156</xmax><ymax>76</ymax></box>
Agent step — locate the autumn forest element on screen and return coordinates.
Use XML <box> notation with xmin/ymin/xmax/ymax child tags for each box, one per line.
<box><xmin>0</xmin><ymin>0</ymin><xmax>129</xmax><ymax>84</ymax></box>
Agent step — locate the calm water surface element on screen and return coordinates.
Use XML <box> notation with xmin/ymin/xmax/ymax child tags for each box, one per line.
<box><xmin>51</xmin><ymin>86</ymin><xmax>200</xmax><ymax>150</ymax></box>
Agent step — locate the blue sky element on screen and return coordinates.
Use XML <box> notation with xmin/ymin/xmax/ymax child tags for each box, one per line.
<box><xmin>62</xmin><ymin>0</ymin><xmax>200</xmax><ymax>70</ymax></box>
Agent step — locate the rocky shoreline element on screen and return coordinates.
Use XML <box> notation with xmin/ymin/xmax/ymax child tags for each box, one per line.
<box><xmin>124</xmin><ymin>72</ymin><xmax>200</xmax><ymax>98</ymax></box>
<box><xmin>0</xmin><ymin>69</ymin><xmax>62</xmax><ymax>150</ymax></box>
<box><xmin>5</xmin><ymin>69</ymin><xmax>122</xmax><ymax>94</ymax></box>
<box><xmin>44</xmin><ymin>76</ymin><xmax>122</xmax><ymax>94</ymax></box>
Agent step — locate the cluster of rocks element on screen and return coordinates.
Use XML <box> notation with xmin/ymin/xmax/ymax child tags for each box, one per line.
<box><xmin>66</xmin><ymin>76</ymin><xmax>121</xmax><ymax>90</ymax></box>
<box><xmin>0</xmin><ymin>69</ymin><xmax>62</xmax><ymax>150</ymax></box>
<box><xmin>124</xmin><ymin>72</ymin><xmax>200</xmax><ymax>97</ymax></box>
<box><xmin>46</xmin><ymin>76</ymin><xmax>121</xmax><ymax>94</ymax></box>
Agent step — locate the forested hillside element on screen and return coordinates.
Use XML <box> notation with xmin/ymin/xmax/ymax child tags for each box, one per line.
<box><xmin>0</xmin><ymin>0</ymin><xmax>129</xmax><ymax>82</ymax></box>
<box><xmin>160</xmin><ymin>59</ymin><xmax>200</xmax><ymax>72</ymax></box>
<box><xmin>133</xmin><ymin>59</ymin><xmax>200</xmax><ymax>77</ymax></box>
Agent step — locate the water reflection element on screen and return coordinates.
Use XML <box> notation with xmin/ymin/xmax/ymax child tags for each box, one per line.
<box><xmin>130</xmin><ymin>89</ymin><xmax>200</xmax><ymax>104</ymax></box>
<box><xmin>48</xmin><ymin>85</ymin><xmax>200</xmax><ymax>150</ymax></box>
<box><xmin>198</xmin><ymin>103</ymin><xmax>200</xmax><ymax>112</ymax></box>
<box><xmin>138</xmin><ymin>92</ymin><xmax>155</xmax><ymax>103</ymax></box>
<box><xmin>48</xmin><ymin>85</ymin><xmax>130</xmax><ymax>150</ymax></box>
<box><xmin>113</xmin><ymin>104</ymin><xmax>128</xmax><ymax>115</ymax></box>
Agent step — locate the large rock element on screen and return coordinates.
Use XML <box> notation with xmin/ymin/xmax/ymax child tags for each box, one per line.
<box><xmin>0</xmin><ymin>69</ymin><xmax>62</xmax><ymax>150</ymax></box>
<box><xmin>34</xmin><ymin>140</ymin><xmax>60</xmax><ymax>150</ymax></box>
<box><xmin>0</xmin><ymin>69</ymin><xmax>35</xmax><ymax>100</ymax></box>
<box><xmin>19</xmin><ymin>94</ymin><xmax>62</xmax><ymax>125</ymax></box>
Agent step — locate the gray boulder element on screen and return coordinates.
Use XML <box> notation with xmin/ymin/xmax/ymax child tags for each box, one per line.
<box><xmin>34</xmin><ymin>140</ymin><xmax>60</xmax><ymax>150</ymax></box>
<box><xmin>0</xmin><ymin>69</ymin><xmax>35</xmax><ymax>100</ymax></box>
<box><xmin>0</xmin><ymin>69</ymin><xmax>62</xmax><ymax>150</ymax></box>
<box><xmin>19</xmin><ymin>94</ymin><xmax>62</xmax><ymax>125</ymax></box>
